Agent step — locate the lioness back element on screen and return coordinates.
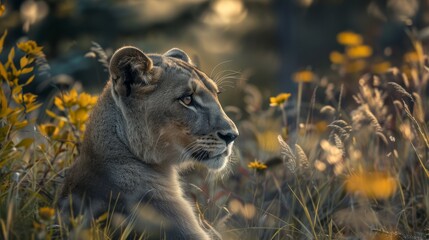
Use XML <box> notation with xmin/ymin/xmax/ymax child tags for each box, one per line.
<box><xmin>60</xmin><ymin>47</ymin><xmax>238</xmax><ymax>240</ymax></box>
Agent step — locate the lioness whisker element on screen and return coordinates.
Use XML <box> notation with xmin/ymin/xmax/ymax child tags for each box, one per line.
<box><xmin>214</xmin><ymin>72</ymin><xmax>240</xmax><ymax>85</ymax></box>
<box><xmin>213</xmin><ymin>69</ymin><xmax>240</xmax><ymax>82</ymax></box>
<box><xmin>209</xmin><ymin>60</ymin><xmax>233</xmax><ymax>80</ymax></box>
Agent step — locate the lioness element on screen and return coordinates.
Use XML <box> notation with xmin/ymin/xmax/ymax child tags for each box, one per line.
<box><xmin>60</xmin><ymin>46</ymin><xmax>238</xmax><ymax>239</ymax></box>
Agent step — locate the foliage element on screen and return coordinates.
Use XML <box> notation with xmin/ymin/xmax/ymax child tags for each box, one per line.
<box><xmin>0</xmin><ymin>29</ymin><xmax>98</xmax><ymax>239</ymax></box>
<box><xmin>0</xmin><ymin>17</ymin><xmax>428</xmax><ymax>240</ymax></box>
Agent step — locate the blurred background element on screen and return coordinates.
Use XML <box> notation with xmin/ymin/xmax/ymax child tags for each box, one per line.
<box><xmin>0</xmin><ymin>0</ymin><xmax>427</xmax><ymax>108</ymax></box>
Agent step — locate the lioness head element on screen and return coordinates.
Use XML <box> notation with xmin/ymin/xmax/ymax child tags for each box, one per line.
<box><xmin>108</xmin><ymin>46</ymin><xmax>238</xmax><ymax>170</ymax></box>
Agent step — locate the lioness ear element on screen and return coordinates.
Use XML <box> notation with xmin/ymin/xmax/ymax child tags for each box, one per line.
<box><xmin>109</xmin><ymin>46</ymin><xmax>153</xmax><ymax>97</ymax></box>
<box><xmin>164</xmin><ymin>48</ymin><xmax>193</xmax><ymax>64</ymax></box>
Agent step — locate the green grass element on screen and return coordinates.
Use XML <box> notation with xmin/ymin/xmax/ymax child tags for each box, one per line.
<box><xmin>1</xmin><ymin>27</ymin><xmax>429</xmax><ymax>240</ymax></box>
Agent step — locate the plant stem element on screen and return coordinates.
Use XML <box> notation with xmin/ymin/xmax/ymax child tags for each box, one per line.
<box><xmin>296</xmin><ymin>82</ymin><xmax>303</xmax><ymax>133</ymax></box>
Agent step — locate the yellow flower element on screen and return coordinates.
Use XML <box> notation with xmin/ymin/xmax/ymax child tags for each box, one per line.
<box><xmin>345</xmin><ymin>171</ymin><xmax>397</xmax><ymax>199</ymax></box>
<box><xmin>344</xmin><ymin>59</ymin><xmax>366</xmax><ymax>73</ymax></box>
<box><xmin>39</xmin><ymin>124</ymin><xmax>60</xmax><ymax>138</ymax></box>
<box><xmin>53</xmin><ymin>98</ymin><xmax>64</xmax><ymax>110</ymax></box>
<box><xmin>346</xmin><ymin>45</ymin><xmax>373</xmax><ymax>59</ymax></box>
<box><xmin>33</xmin><ymin>221</ymin><xmax>44</xmax><ymax>231</ymax></box>
<box><xmin>329</xmin><ymin>51</ymin><xmax>345</xmax><ymax>64</ymax></box>
<box><xmin>13</xmin><ymin>93</ymin><xmax>37</xmax><ymax>105</ymax></box>
<box><xmin>17</xmin><ymin>40</ymin><xmax>44</xmax><ymax>57</ymax></box>
<box><xmin>248</xmin><ymin>160</ymin><xmax>267</xmax><ymax>170</ymax></box>
<box><xmin>77</xmin><ymin>92</ymin><xmax>98</xmax><ymax>108</ymax></box>
<box><xmin>54</xmin><ymin>89</ymin><xmax>78</xmax><ymax>110</ymax></box>
<box><xmin>336</xmin><ymin>31</ymin><xmax>363</xmax><ymax>46</ymax></box>
<box><xmin>315</xmin><ymin>121</ymin><xmax>328</xmax><ymax>133</ymax></box>
<box><xmin>0</xmin><ymin>4</ymin><xmax>5</xmax><ymax>17</ymax></box>
<box><xmin>293</xmin><ymin>70</ymin><xmax>314</xmax><ymax>83</ymax></box>
<box><xmin>372</xmin><ymin>231</ymin><xmax>400</xmax><ymax>240</ymax></box>
<box><xmin>372</xmin><ymin>61</ymin><xmax>391</xmax><ymax>74</ymax></box>
<box><xmin>270</xmin><ymin>93</ymin><xmax>291</xmax><ymax>107</ymax></box>
<box><xmin>38</xmin><ymin>207</ymin><xmax>55</xmax><ymax>221</ymax></box>
<box><xmin>403</xmin><ymin>51</ymin><xmax>420</xmax><ymax>63</ymax></box>
<box><xmin>70</xmin><ymin>107</ymin><xmax>89</xmax><ymax>124</ymax></box>
<box><xmin>257</xmin><ymin>130</ymin><xmax>280</xmax><ymax>153</ymax></box>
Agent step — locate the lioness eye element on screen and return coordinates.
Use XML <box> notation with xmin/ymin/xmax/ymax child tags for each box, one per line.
<box><xmin>180</xmin><ymin>95</ymin><xmax>193</xmax><ymax>105</ymax></box>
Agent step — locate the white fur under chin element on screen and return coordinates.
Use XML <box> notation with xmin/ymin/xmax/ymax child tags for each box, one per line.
<box><xmin>203</xmin><ymin>156</ymin><xmax>228</xmax><ymax>170</ymax></box>
<box><xmin>202</xmin><ymin>143</ymin><xmax>234</xmax><ymax>171</ymax></box>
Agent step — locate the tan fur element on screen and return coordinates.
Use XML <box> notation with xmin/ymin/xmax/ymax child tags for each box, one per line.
<box><xmin>60</xmin><ymin>46</ymin><xmax>238</xmax><ymax>239</ymax></box>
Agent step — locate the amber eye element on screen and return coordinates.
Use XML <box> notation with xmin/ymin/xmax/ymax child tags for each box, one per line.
<box><xmin>180</xmin><ymin>95</ymin><xmax>193</xmax><ymax>105</ymax></box>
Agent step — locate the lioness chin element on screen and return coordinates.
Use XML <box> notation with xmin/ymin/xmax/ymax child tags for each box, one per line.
<box><xmin>59</xmin><ymin>46</ymin><xmax>238</xmax><ymax>240</ymax></box>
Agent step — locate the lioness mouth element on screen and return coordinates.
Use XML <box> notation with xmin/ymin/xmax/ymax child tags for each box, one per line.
<box><xmin>192</xmin><ymin>150</ymin><xmax>227</xmax><ymax>161</ymax></box>
<box><xmin>191</xmin><ymin>150</ymin><xmax>211</xmax><ymax>161</ymax></box>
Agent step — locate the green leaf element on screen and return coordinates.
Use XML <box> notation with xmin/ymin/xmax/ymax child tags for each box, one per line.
<box><xmin>12</xmin><ymin>85</ymin><xmax>22</xmax><ymax>96</ymax></box>
<box><xmin>0</xmin><ymin>29</ymin><xmax>7</xmax><ymax>55</ymax></box>
<box><xmin>0</xmin><ymin>63</ymin><xmax>7</xmax><ymax>81</ymax></box>
<box><xmin>7</xmin><ymin>47</ymin><xmax>15</xmax><ymax>66</ymax></box>
<box><xmin>0</xmin><ymin>141</ymin><xmax>15</xmax><ymax>168</ymax></box>
<box><xmin>26</xmin><ymin>103</ymin><xmax>42</xmax><ymax>112</ymax></box>
<box><xmin>13</xmin><ymin>120</ymin><xmax>28</xmax><ymax>129</ymax></box>
<box><xmin>20</xmin><ymin>67</ymin><xmax>33</xmax><ymax>75</ymax></box>
<box><xmin>96</xmin><ymin>212</ymin><xmax>109</xmax><ymax>223</ymax></box>
<box><xmin>20</xmin><ymin>56</ymin><xmax>28</xmax><ymax>68</ymax></box>
<box><xmin>0</xmin><ymin>87</ymin><xmax>9</xmax><ymax>118</ymax></box>
<box><xmin>0</xmin><ymin>125</ymin><xmax>9</xmax><ymax>141</ymax></box>
<box><xmin>45</xmin><ymin>109</ymin><xmax>58</xmax><ymax>118</ymax></box>
<box><xmin>46</xmin><ymin>110</ymin><xmax>68</xmax><ymax>122</ymax></box>
<box><xmin>0</xmin><ymin>107</ymin><xmax>12</xmax><ymax>118</ymax></box>
<box><xmin>16</xmin><ymin>138</ymin><xmax>34</xmax><ymax>148</ymax></box>
<box><xmin>22</xmin><ymin>75</ymin><xmax>35</xmax><ymax>86</ymax></box>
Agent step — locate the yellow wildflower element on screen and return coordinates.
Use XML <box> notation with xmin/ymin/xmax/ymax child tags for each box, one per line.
<box><xmin>372</xmin><ymin>61</ymin><xmax>391</xmax><ymax>74</ymax></box>
<box><xmin>257</xmin><ymin>130</ymin><xmax>280</xmax><ymax>153</ymax></box>
<box><xmin>0</xmin><ymin>4</ymin><xmax>5</xmax><ymax>17</ymax></box>
<box><xmin>315</xmin><ymin>121</ymin><xmax>328</xmax><ymax>133</ymax></box>
<box><xmin>270</xmin><ymin>93</ymin><xmax>291</xmax><ymax>107</ymax></box>
<box><xmin>372</xmin><ymin>231</ymin><xmax>400</xmax><ymax>240</ymax></box>
<box><xmin>77</xmin><ymin>92</ymin><xmax>98</xmax><ymax>108</ymax></box>
<box><xmin>346</xmin><ymin>45</ymin><xmax>373</xmax><ymax>59</ymax></box>
<box><xmin>53</xmin><ymin>98</ymin><xmax>64</xmax><ymax>110</ymax></box>
<box><xmin>403</xmin><ymin>51</ymin><xmax>420</xmax><ymax>63</ymax></box>
<box><xmin>17</xmin><ymin>40</ymin><xmax>44</xmax><ymax>57</ymax></box>
<box><xmin>329</xmin><ymin>51</ymin><xmax>345</xmax><ymax>64</ymax></box>
<box><xmin>70</xmin><ymin>107</ymin><xmax>89</xmax><ymax>124</ymax></box>
<box><xmin>13</xmin><ymin>93</ymin><xmax>37</xmax><ymax>105</ymax></box>
<box><xmin>38</xmin><ymin>207</ymin><xmax>55</xmax><ymax>221</ymax></box>
<box><xmin>336</xmin><ymin>31</ymin><xmax>363</xmax><ymax>46</ymax></box>
<box><xmin>54</xmin><ymin>89</ymin><xmax>78</xmax><ymax>110</ymax></box>
<box><xmin>248</xmin><ymin>159</ymin><xmax>267</xmax><ymax>170</ymax></box>
<box><xmin>345</xmin><ymin>171</ymin><xmax>397</xmax><ymax>199</ymax></box>
<box><xmin>344</xmin><ymin>59</ymin><xmax>366</xmax><ymax>73</ymax></box>
<box><xmin>33</xmin><ymin>221</ymin><xmax>44</xmax><ymax>231</ymax></box>
<box><xmin>293</xmin><ymin>70</ymin><xmax>314</xmax><ymax>83</ymax></box>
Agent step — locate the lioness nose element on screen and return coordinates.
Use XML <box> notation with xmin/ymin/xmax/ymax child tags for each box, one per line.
<box><xmin>217</xmin><ymin>132</ymin><xmax>238</xmax><ymax>145</ymax></box>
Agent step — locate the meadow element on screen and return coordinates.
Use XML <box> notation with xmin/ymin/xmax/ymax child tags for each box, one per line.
<box><xmin>1</xmin><ymin>5</ymin><xmax>429</xmax><ymax>240</ymax></box>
